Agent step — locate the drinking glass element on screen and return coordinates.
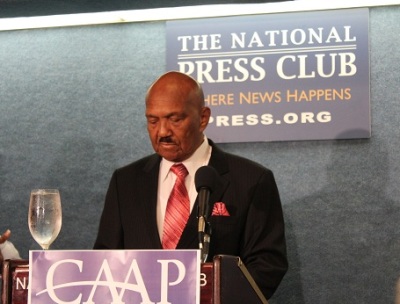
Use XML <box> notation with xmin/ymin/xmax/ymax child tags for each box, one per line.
<box><xmin>28</xmin><ymin>189</ymin><xmax>62</xmax><ymax>250</ymax></box>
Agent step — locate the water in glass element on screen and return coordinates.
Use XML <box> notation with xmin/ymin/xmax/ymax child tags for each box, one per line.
<box><xmin>28</xmin><ymin>189</ymin><xmax>62</xmax><ymax>250</ymax></box>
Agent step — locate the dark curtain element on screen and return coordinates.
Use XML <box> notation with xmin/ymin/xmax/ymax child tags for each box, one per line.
<box><xmin>0</xmin><ymin>0</ymin><xmax>291</xmax><ymax>18</ymax></box>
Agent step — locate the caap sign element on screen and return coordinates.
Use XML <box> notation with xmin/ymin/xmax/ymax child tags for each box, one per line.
<box><xmin>29</xmin><ymin>250</ymin><xmax>200</xmax><ymax>304</ymax></box>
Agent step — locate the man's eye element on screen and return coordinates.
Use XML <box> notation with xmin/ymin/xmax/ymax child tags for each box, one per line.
<box><xmin>147</xmin><ymin>119</ymin><xmax>158</xmax><ymax>125</ymax></box>
<box><xmin>170</xmin><ymin>116</ymin><xmax>183</xmax><ymax>123</ymax></box>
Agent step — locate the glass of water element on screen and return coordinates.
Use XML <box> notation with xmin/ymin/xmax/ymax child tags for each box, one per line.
<box><xmin>28</xmin><ymin>189</ymin><xmax>62</xmax><ymax>250</ymax></box>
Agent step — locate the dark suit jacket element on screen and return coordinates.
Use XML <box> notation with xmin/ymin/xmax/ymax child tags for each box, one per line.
<box><xmin>94</xmin><ymin>139</ymin><xmax>288</xmax><ymax>299</ymax></box>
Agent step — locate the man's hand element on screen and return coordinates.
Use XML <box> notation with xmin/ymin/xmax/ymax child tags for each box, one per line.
<box><xmin>0</xmin><ymin>229</ymin><xmax>11</xmax><ymax>244</ymax></box>
<box><xmin>0</xmin><ymin>229</ymin><xmax>12</xmax><ymax>265</ymax></box>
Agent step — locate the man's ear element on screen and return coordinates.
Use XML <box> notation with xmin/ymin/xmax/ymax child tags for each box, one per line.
<box><xmin>200</xmin><ymin>106</ymin><xmax>211</xmax><ymax>131</ymax></box>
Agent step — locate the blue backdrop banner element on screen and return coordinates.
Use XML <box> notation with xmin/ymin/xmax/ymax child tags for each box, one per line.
<box><xmin>167</xmin><ymin>8</ymin><xmax>370</xmax><ymax>142</ymax></box>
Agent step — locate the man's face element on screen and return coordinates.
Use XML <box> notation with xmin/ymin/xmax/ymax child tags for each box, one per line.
<box><xmin>145</xmin><ymin>92</ymin><xmax>209</xmax><ymax>162</ymax></box>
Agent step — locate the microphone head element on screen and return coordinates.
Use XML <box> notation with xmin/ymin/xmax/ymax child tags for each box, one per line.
<box><xmin>195</xmin><ymin>166</ymin><xmax>218</xmax><ymax>192</ymax></box>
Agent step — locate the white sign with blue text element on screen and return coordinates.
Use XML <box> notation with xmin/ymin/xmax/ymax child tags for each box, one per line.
<box><xmin>28</xmin><ymin>249</ymin><xmax>200</xmax><ymax>304</ymax></box>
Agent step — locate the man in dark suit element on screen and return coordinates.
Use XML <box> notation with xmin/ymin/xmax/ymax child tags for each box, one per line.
<box><xmin>94</xmin><ymin>71</ymin><xmax>287</xmax><ymax>299</ymax></box>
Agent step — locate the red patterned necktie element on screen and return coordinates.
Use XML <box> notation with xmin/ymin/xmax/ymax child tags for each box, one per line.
<box><xmin>162</xmin><ymin>163</ymin><xmax>190</xmax><ymax>249</ymax></box>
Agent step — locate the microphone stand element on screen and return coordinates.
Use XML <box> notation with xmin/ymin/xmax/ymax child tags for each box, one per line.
<box><xmin>197</xmin><ymin>186</ymin><xmax>212</xmax><ymax>263</ymax></box>
<box><xmin>198</xmin><ymin>218</ymin><xmax>211</xmax><ymax>263</ymax></box>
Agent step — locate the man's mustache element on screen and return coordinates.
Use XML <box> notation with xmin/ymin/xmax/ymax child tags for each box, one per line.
<box><xmin>159</xmin><ymin>137</ymin><xmax>173</xmax><ymax>143</ymax></box>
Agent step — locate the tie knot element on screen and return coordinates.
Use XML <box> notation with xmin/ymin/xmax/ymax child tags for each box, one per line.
<box><xmin>171</xmin><ymin>163</ymin><xmax>188</xmax><ymax>179</ymax></box>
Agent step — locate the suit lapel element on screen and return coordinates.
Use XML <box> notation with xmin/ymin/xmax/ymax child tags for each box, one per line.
<box><xmin>207</xmin><ymin>139</ymin><xmax>230</xmax><ymax>204</ymax></box>
<box><xmin>142</xmin><ymin>154</ymin><xmax>163</xmax><ymax>248</ymax></box>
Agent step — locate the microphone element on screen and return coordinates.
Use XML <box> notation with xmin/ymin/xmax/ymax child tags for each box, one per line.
<box><xmin>195</xmin><ymin>165</ymin><xmax>218</xmax><ymax>262</ymax></box>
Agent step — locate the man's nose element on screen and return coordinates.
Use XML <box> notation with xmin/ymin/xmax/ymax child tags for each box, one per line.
<box><xmin>158</xmin><ymin>120</ymin><xmax>171</xmax><ymax>137</ymax></box>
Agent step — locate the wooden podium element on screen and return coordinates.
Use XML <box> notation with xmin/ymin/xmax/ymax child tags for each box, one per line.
<box><xmin>201</xmin><ymin>255</ymin><xmax>268</xmax><ymax>304</ymax></box>
<box><xmin>1</xmin><ymin>259</ymin><xmax>29</xmax><ymax>304</ymax></box>
<box><xmin>1</xmin><ymin>255</ymin><xmax>268</xmax><ymax>304</ymax></box>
